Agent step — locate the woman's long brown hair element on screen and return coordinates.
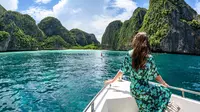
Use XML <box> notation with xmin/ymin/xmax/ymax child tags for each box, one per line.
<box><xmin>132</xmin><ymin>32</ymin><xmax>151</xmax><ymax>71</ymax></box>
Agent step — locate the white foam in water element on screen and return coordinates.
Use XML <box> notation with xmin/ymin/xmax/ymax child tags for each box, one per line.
<box><xmin>188</xmin><ymin>66</ymin><xmax>200</xmax><ymax>70</ymax></box>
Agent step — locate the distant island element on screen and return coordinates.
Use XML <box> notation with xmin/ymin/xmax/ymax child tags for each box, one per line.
<box><xmin>1</xmin><ymin>0</ymin><xmax>200</xmax><ymax>55</ymax></box>
<box><xmin>101</xmin><ymin>0</ymin><xmax>200</xmax><ymax>55</ymax></box>
<box><xmin>0</xmin><ymin>5</ymin><xmax>100</xmax><ymax>52</ymax></box>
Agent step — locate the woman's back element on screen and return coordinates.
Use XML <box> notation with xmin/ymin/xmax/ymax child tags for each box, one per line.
<box><xmin>121</xmin><ymin>50</ymin><xmax>159</xmax><ymax>81</ymax></box>
<box><xmin>105</xmin><ymin>32</ymin><xmax>171</xmax><ymax>112</ymax></box>
<box><xmin>120</xmin><ymin>50</ymin><xmax>171</xmax><ymax>112</ymax></box>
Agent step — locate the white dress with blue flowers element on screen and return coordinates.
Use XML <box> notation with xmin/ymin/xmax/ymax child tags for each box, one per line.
<box><xmin>120</xmin><ymin>50</ymin><xmax>171</xmax><ymax>112</ymax></box>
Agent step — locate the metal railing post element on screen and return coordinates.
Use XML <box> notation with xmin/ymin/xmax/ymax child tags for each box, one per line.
<box><xmin>83</xmin><ymin>84</ymin><xmax>109</xmax><ymax>112</ymax></box>
<box><xmin>180</xmin><ymin>88</ymin><xmax>185</xmax><ymax>98</ymax></box>
<box><xmin>91</xmin><ymin>102</ymin><xmax>94</xmax><ymax>112</ymax></box>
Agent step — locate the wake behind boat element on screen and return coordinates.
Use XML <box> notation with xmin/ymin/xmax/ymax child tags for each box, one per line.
<box><xmin>83</xmin><ymin>80</ymin><xmax>200</xmax><ymax>112</ymax></box>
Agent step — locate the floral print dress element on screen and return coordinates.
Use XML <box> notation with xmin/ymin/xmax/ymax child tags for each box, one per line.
<box><xmin>120</xmin><ymin>51</ymin><xmax>171</xmax><ymax>112</ymax></box>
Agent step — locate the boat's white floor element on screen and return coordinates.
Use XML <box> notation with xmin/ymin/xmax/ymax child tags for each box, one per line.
<box><xmin>86</xmin><ymin>80</ymin><xmax>200</xmax><ymax>112</ymax></box>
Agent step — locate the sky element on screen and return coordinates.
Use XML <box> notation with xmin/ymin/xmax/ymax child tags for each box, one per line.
<box><xmin>0</xmin><ymin>0</ymin><xmax>200</xmax><ymax>42</ymax></box>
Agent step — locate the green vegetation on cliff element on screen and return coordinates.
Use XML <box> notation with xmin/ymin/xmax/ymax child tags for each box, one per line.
<box><xmin>38</xmin><ymin>17</ymin><xmax>75</xmax><ymax>45</ymax></box>
<box><xmin>70</xmin><ymin>29</ymin><xmax>100</xmax><ymax>46</ymax></box>
<box><xmin>0</xmin><ymin>11</ymin><xmax>40</xmax><ymax>50</ymax></box>
<box><xmin>188</xmin><ymin>20</ymin><xmax>200</xmax><ymax>29</ymax></box>
<box><xmin>8</xmin><ymin>29</ymin><xmax>38</xmax><ymax>50</ymax></box>
<box><xmin>1</xmin><ymin>11</ymin><xmax>45</xmax><ymax>41</ymax></box>
<box><xmin>139</xmin><ymin>0</ymin><xmax>171</xmax><ymax>46</ymax></box>
<box><xmin>0</xmin><ymin>30</ymin><xmax>10</xmax><ymax>51</ymax></box>
<box><xmin>0</xmin><ymin>5</ymin><xmax>6</xmax><ymax>17</ymax></box>
<box><xmin>139</xmin><ymin>0</ymin><xmax>198</xmax><ymax>47</ymax></box>
<box><xmin>0</xmin><ymin>5</ymin><xmax>99</xmax><ymax>51</ymax></box>
<box><xmin>102</xmin><ymin>0</ymin><xmax>200</xmax><ymax>54</ymax></box>
<box><xmin>101</xmin><ymin>20</ymin><xmax>122</xmax><ymax>50</ymax></box>
<box><xmin>41</xmin><ymin>35</ymin><xmax>69</xmax><ymax>49</ymax></box>
<box><xmin>101</xmin><ymin>8</ymin><xmax>147</xmax><ymax>50</ymax></box>
<box><xmin>38</xmin><ymin>17</ymin><xmax>99</xmax><ymax>49</ymax></box>
<box><xmin>0</xmin><ymin>31</ymin><xmax>10</xmax><ymax>42</ymax></box>
<box><xmin>118</xmin><ymin>8</ymin><xmax>147</xmax><ymax>50</ymax></box>
<box><xmin>70</xmin><ymin>29</ymin><xmax>87</xmax><ymax>46</ymax></box>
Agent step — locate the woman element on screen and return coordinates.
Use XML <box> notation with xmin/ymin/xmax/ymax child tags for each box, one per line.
<box><xmin>105</xmin><ymin>32</ymin><xmax>171</xmax><ymax>112</ymax></box>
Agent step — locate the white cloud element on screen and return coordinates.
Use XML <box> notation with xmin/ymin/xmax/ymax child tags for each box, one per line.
<box><xmin>21</xmin><ymin>7</ymin><xmax>54</xmax><ymax>21</ymax></box>
<box><xmin>83</xmin><ymin>0</ymin><xmax>137</xmax><ymax>42</ymax></box>
<box><xmin>22</xmin><ymin>0</ymin><xmax>71</xmax><ymax>22</ymax></box>
<box><xmin>53</xmin><ymin>0</ymin><xmax>68</xmax><ymax>16</ymax></box>
<box><xmin>195</xmin><ymin>0</ymin><xmax>200</xmax><ymax>14</ymax></box>
<box><xmin>21</xmin><ymin>0</ymin><xmax>137</xmax><ymax>42</ymax></box>
<box><xmin>22</xmin><ymin>0</ymin><xmax>83</xmax><ymax>30</ymax></box>
<box><xmin>0</xmin><ymin>0</ymin><xmax>18</xmax><ymax>10</ymax></box>
<box><xmin>35</xmin><ymin>0</ymin><xmax>51</xmax><ymax>4</ymax></box>
<box><xmin>112</xmin><ymin>0</ymin><xmax>137</xmax><ymax>12</ymax></box>
<box><xmin>91</xmin><ymin>0</ymin><xmax>137</xmax><ymax>42</ymax></box>
<box><xmin>65</xmin><ymin>21</ymin><xmax>82</xmax><ymax>29</ymax></box>
<box><xmin>71</xmin><ymin>8</ymin><xmax>82</xmax><ymax>14</ymax></box>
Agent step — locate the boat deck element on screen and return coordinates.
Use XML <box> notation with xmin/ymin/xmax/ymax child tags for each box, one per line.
<box><xmin>85</xmin><ymin>80</ymin><xmax>200</xmax><ymax>112</ymax></box>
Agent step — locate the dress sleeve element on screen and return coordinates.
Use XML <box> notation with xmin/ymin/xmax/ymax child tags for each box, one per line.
<box><xmin>146</xmin><ymin>55</ymin><xmax>159</xmax><ymax>80</ymax></box>
<box><xmin>120</xmin><ymin>55</ymin><xmax>131</xmax><ymax>74</ymax></box>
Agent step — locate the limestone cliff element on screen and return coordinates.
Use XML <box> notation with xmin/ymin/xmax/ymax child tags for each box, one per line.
<box><xmin>70</xmin><ymin>29</ymin><xmax>100</xmax><ymax>46</ymax></box>
<box><xmin>117</xmin><ymin>8</ymin><xmax>147</xmax><ymax>50</ymax></box>
<box><xmin>101</xmin><ymin>20</ymin><xmax>122</xmax><ymax>50</ymax></box>
<box><xmin>102</xmin><ymin>0</ymin><xmax>200</xmax><ymax>55</ymax></box>
<box><xmin>140</xmin><ymin>0</ymin><xmax>200</xmax><ymax>54</ymax></box>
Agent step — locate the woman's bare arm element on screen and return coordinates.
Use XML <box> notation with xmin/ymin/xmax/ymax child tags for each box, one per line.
<box><xmin>155</xmin><ymin>75</ymin><xmax>169</xmax><ymax>87</ymax></box>
<box><xmin>104</xmin><ymin>70</ymin><xmax>123</xmax><ymax>84</ymax></box>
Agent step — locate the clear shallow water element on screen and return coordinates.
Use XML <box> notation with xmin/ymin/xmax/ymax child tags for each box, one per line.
<box><xmin>0</xmin><ymin>50</ymin><xmax>200</xmax><ymax>112</ymax></box>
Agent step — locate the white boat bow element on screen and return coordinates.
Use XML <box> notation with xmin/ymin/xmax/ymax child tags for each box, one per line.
<box><xmin>83</xmin><ymin>80</ymin><xmax>200</xmax><ymax>112</ymax></box>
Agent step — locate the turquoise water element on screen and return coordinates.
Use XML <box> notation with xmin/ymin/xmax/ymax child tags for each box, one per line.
<box><xmin>0</xmin><ymin>50</ymin><xmax>200</xmax><ymax>112</ymax></box>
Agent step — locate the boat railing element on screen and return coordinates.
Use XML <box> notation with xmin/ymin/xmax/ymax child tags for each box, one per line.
<box><xmin>149</xmin><ymin>81</ymin><xmax>200</xmax><ymax>98</ymax></box>
<box><xmin>83</xmin><ymin>79</ymin><xmax>200</xmax><ymax>112</ymax></box>
<box><xmin>83</xmin><ymin>84</ymin><xmax>109</xmax><ymax>112</ymax></box>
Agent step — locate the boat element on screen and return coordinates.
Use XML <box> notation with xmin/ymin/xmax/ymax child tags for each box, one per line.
<box><xmin>83</xmin><ymin>79</ymin><xmax>200</xmax><ymax>112</ymax></box>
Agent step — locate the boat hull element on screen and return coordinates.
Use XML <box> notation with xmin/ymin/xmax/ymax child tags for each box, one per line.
<box><xmin>84</xmin><ymin>80</ymin><xmax>200</xmax><ymax>112</ymax></box>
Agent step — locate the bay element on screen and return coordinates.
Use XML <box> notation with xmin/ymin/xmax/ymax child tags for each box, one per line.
<box><xmin>0</xmin><ymin>50</ymin><xmax>199</xmax><ymax>112</ymax></box>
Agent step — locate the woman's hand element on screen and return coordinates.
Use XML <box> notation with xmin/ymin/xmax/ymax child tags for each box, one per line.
<box><xmin>104</xmin><ymin>70</ymin><xmax>123</xmax><ymax>85</ymax></box>
<box><xmin>162</xmin><ymin>82</ymin><xmax>169</xmax><ymax>88</ymax></box>
<box><xmin>155</xmin><ymin>75</ymin><xmax>169</xmax><ymax>88</ymax></box>
<box><xmin>104</xmin><ymin>79</ymin><xmax>113</xmax><ymax>85</ymax></box>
